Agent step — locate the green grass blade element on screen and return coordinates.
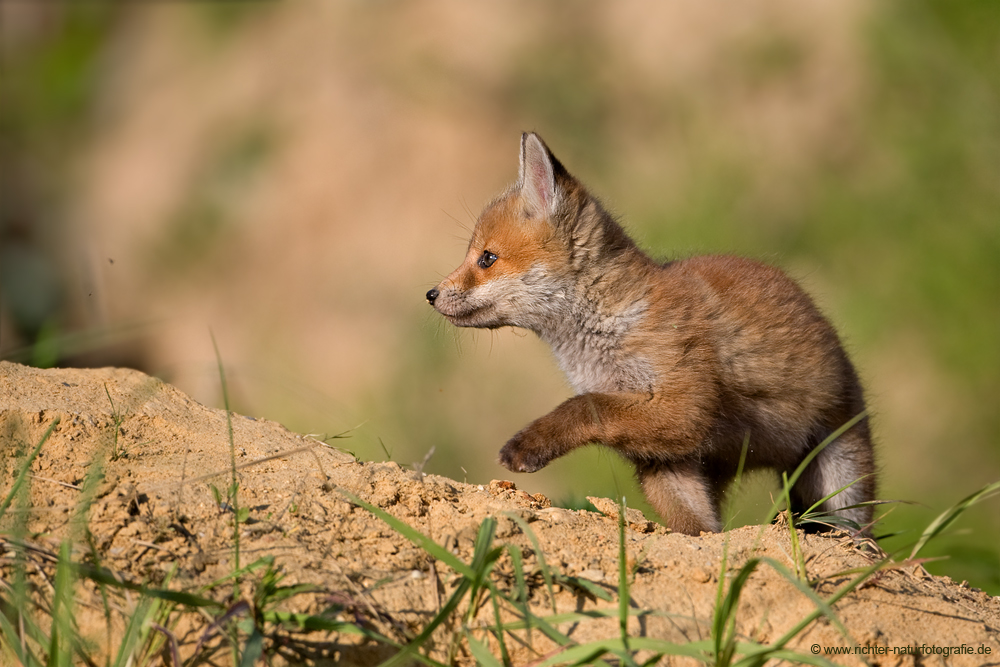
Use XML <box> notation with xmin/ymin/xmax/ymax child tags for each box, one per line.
<box><xmin>257</xmin><ymin>582</ymin><xmax>315</xmax><ymax>608</ymax></box>
<box><xmin>909</xmin><ymin>479</ymin><xmax>1000</xmax><ymax>559</ymax></box>
<box><xmin>764</xmin><ymin>556</ymin><xmax>888</xmax><ymax>655</ymax></box>
<box><xmin>504</xmin><ymin>544</ymin><xmax>533</xmax><ymax>647</ymax></box>
<box><xmin>723</xmin><ymin>434</ymin><xmax>751</xmax><ymax>530</ymax></box>
<box><xmin>506</xmin><ymin>512</ymin><xmax>558</xmax><ymax>614</ymax></box>
<box><xmin>536</xmin><ymin>637</ymin><xmax>710</xmax><ymax>666</ymax></box>
<box><xmin>47</xmin><ymin>540</ymin><xmax>75</xmax><ymax>667</ymax></box>
<box><xmin>370</xmin><ymin>518</ymin><xmax>500</xmax><ymax>667</ymax></box>
<box><xmin>0</xmin><ymin>604</ymin><xmax>42</xmax><ymax>667</ymax></box>
<box><xmin>465</xmin><ymin>545</ymin><xmax>503</xmax><ymax>625</ymax></box>
<box><xmin>211</xmin><ymin>332</ymin><xmax>242</xmax><ymax>590</ymax></box>
<box><xmin>122</xmin><ymin>566</ymin><xmax>179</xmax><ymax>664</ymax></box>
<box><xmin>801</xmin><ymin>474</ymin><xmax>875</xmax><ymax>519</ymax></box>
<box><xmin>617</xmin><ymin>496</ymin><xmax>629</xmax><ymax>647</ymax></box>
<box><xmin>756</xmin><ymin>557</ymin><xmax>850</xmax><ymax>640</ymax></box>
<box><xmin>733</xmin><ymin>646</ymin><xmax>840</xmax><ymax>667</ymax></box>
<box><xmin>0</xmin><ymin>417</ymin><xmax>59</xmax><ymax>521</ymax></box>
<box><xmin>781</xmin><ymin>472</ymin><xmax>805</xmax><ymax>580</ymax></box>
<box><xmin>74</xmin><ymin>562</ymin><xmax>225</xmax><ymax>608</ymax></box>
<box><xmin>467</xmin><ymin>518</ymin><xmax>500</xmax><ymax>596</ymax></box>
<box><xmin>710</xmin><ymin>540</ymin><xmax>732</xmax><ymax>658</ymax></box>
<box><xmin>487</xmin><ymin>586</ymin><xmax>511</xmax><ymax>667</ymax></box>
<box><xmin>376</xmin><ymin>576</ymin><xmax>472</xmax><ymax>667</ymax></box>
<box><xmin>201</xmin><ymin>555</ymin><xmax>277</xmax><ymax>593</ymax></box>
<box><xmin>110</xmin><ymin>596</ymin><xmax>157</xmax><ymax>667</ymax></box>
<box><xmin>83</xmin><ymin>530</ymin><xmax>116</xmax><ymax>660</ymax></box>
<box><xmin>341</xmin><ymin>490</ymin><xmax>475</xmax><ymax>579</ymax></box>
<box><xmin>494</xmin><ymin>609</ymin><xmax>688</xmax><ymax>667</ymax></box>
<box><xmin>238</xmin><ymin>627</ymin><xmax>265</xmax><ymax>667</ymax></box>
<box><xmin>714</xmin><ymin>556</ymin><xmax>760</xmax><ymax>664</ymax></box>
<box><xmin>555</xmin><ymin>574</ymin><xmax>613</xmax><ymax>602</ymax></box>
<box><xmin>466</xmin><ymin>631</ymin><xmax>504</xmax><ymax>667</ymax></box>
<box><xmin>508</xmin><ymin>543</ymin><xmax>527</xmax><ymax>602</ymax></box>
<box><xmin>503</xmin><ymin>608</ymin><xmax>575</xmax><ymax>648</ymax></box>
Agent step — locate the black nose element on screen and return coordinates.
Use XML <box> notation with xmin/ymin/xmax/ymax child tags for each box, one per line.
<box><xmin>426</xmin><ymin>288</ymin><xmax>439</xmax><ymax>305</ymax></box>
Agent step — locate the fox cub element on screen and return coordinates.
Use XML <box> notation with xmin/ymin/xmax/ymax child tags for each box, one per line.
<box><xmin>426</xmin><ymin>133</ymin><xmax>875</xmax><ymax>535</ymax></box>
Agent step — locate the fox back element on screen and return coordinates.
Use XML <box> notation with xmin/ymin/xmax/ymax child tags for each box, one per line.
<box><xmin>427</xmin><ymin>133</ymin><xmax>875</xmax><ymax>535</ymax></box>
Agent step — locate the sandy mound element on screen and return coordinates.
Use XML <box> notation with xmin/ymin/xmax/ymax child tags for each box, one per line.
<box><xmin>1</xmin><ymin>361</ymin><xmax>998</xmax><ymax>666</ymax></box>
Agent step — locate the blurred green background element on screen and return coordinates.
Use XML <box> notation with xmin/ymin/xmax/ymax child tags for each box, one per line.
<box><xmin>1</xmin><ymin>1</ymin><xmax>997</xmax><ymax>592</ymax></box>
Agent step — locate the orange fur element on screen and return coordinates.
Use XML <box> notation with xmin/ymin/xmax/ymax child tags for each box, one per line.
<box><xmin>427</xmin><ymin>133</ymin><xmax>876</xmax><ymax>535</ymax></box>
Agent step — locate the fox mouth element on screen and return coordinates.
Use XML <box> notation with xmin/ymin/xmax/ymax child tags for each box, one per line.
<box><xmin>440</xmin><ymin>305</ymin><xmax>493</xmax><ymax>327</ymax></box>
<box><xmin>435</xmin><ymin>302</ymin><xmax>500</xmax><ymax>328</ymax></box>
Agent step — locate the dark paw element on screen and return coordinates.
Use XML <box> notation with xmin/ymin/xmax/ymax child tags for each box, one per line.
<box><xmin>498</xmin><ymin>431</ymin><xmax>550</xmax><ymax>473</ymax></box>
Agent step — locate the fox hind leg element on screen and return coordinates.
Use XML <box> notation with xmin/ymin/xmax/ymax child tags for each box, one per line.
<box><xmin>638</xmin><ymin>461</ymin><xmax>722</xmax><ymax>536</ymax></box>
<box><xmin>790</xmin><ymin>425</ymin><xmax>876</xmax><ymax>530</ymax></box>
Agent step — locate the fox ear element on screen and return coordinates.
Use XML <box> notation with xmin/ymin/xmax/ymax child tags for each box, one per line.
<box><xmin>518</xmin><ymin>132</ymin><xmax>560</xmax><ymax>218</ymax></box>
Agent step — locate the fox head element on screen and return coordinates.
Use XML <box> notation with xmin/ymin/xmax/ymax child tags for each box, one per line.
<box><xmin>426</xmin><ymin>133</ymin><xmax>636</xmax><ymax>334</ymax></box>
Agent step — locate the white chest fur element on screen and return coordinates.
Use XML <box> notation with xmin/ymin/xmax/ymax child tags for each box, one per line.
<box><xmin>546</xmin><ymin>299</ymin><xmax>655</xmax><ymax>394</ymax></box>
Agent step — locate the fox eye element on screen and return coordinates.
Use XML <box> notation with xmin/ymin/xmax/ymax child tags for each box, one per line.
<box><xmin>478</xmin><ymin>250</ymin><xmax>498</xmax><ymax>269</ymax></box>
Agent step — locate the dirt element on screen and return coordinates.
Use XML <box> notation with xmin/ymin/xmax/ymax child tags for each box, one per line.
<box><xmin>1</xmin><ymin>361</ymin><xmax>998</xmax><ymax>666</ymax></box>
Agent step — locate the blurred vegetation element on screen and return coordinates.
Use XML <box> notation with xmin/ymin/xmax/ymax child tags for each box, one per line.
<box><xmin>157</xmin><ymin>123</ymin><xmax>277</xmax><ymax>274</ymax></box>
<box><xmin>0</xmin><ymin>3</ymin><xmax>118</xmax><ymax>366</ymax></box>
<box><xmin>855</xmin><ymin>0</ymin><xmax>1000</xmax><ymax>591</ymax></box>
<box><xmin>1</xmin><ymin>0</ymin><xmax>997</xmax><ymax>593</ymax></box>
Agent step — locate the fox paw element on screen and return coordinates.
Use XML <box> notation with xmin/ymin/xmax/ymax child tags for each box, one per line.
<box><xmin>498</xmin><ymin>431</ymin><xmax>552</xmax><ymax>473</ymax></box>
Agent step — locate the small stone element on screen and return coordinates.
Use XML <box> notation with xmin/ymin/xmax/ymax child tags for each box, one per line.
<box><xmin>691</xmin><ymin>567</ymin><xmax>713</xmax><ymax>583</ymax></box>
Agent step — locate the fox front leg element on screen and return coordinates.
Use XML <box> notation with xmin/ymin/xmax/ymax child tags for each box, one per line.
<box><xmin>499</xmin><ymin>417</ymin><xmax>577</xmax><ymax>473</ymax></box>
<box><xmin>498</xmin><ymin>391</ymin><xmax>712</xmax><ymax>473</ymax></box>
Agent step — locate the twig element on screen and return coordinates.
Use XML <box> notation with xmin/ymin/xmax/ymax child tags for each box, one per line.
<box><xmin>28</xmin><ymin>474</ymin><xmax>82</xmax><ymax>491</ymax></box>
